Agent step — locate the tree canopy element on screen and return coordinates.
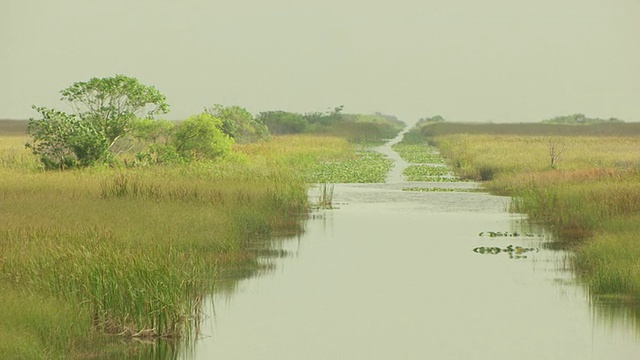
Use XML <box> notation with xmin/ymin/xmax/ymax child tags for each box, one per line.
<box><xmin>172</xmin><ymin>113</ymin><xmax>233</xmax><ymax>160</ymax></box>
<box><xmin>27</xmin><ymin>75</ymin><xmax>170</xmax><ymax>169</ymax></box>
<box><xmin>60</xmin><ymin>74</ymin><xmax>170</xmax><ymax>146</ymax></box>
<box><xmin>205</xmin><ymin>104</ymin><xmax>269</xmax><ymax>143</ymax></box>
<box><xmin>26</xmin><ymin>106</ymin><xmax>110</xmax><ymax>169</ymax></box>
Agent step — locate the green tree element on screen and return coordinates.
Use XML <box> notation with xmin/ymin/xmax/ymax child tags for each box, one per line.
<box><xmin>60</xmin><ymin>74</ymin><xmax>170</xmax><ymax>147</ymax></box>
<box><xmin>206</xmin><ymin>104</ymin><xmax>269</xmax><ymax>143</ymax></box>
<box><xmin>131</xmin><ymin>118</ymin><xmax>175</xmax><ymax>144</ymax></box>
<box><xmin>27</xmin><ymin>75</ymin><xmax>170</xmax><ymax>169</ymax></box>
<box><xmin>172</xmin><ymin>113</ymin><xmax>234</xmax><ymax>160</ymax></box>
<box><xmin>126</xmin><ymin>118</ymin><xmax>178</xmax><ymax>165</ymax></box>
<box><xmin>304</xmin><ymin>105</ymin><xmax>344</xmax><ymax>128</ymax></box>
<box><xmin>26</xmin><ymin>106</ymin><xmax>110</xmax><ymax>169</ymax></box>
<box><xmin>258</xmin><ymin>111</ymin><xmax>308</xmax><ymax>135</ymax></box>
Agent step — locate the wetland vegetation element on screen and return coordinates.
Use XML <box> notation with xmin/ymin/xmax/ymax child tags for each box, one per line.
<box><xmin>403</xmin><ymin>121</ymin><xmax>640</xmax><ymax>303</ymax></box>
<box><xmin>5</xmin><ymin>73</ymin><xmax>639</xmax><ymax>356</ymax></box>
<box><xmin>0</xmin><ymin>76</ymin><xmax>403</xmax><ymax>358</ymax></box>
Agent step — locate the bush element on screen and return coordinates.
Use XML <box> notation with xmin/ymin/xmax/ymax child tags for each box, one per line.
<box><xmin>26</xmin><ymin>107</ymin><xmax>110</xmax><ymax>169</ymax></box>
<box><xmin>206</xmin><ymin>105</ymin><xmax>269</xmax><ymax>143</ymax></box>
<box><xmin>259</xmin><ymin>111</ymin><xmax>309</xmax><ymax>135</ymax></box>
<box><xmin>173</xmin><ymin>113</ymin><xmax>234</xmax><ymax>160</ymax></box>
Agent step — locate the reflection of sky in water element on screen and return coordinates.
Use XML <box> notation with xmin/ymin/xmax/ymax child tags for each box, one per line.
<box><xmin>188</xmin><ymin>179</ymin><xmax>640</xmax><ymax>359</ymax></box>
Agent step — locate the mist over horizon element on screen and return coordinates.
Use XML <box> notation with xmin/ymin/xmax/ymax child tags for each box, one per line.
<box><xmin>3</xmin><ymin>0</ymin><xmax>639</xmax><ymax>124</ymax></box>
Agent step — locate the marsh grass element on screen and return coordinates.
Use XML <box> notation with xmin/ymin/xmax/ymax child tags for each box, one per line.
<box><xmin>0</xmin><ymin>135</ymin><xmax>40</xmax><ymax>170</ymax></box>
<box><xmin>0</xmin><ymin>168</ymin><xmax>304</xmax><ymax>355</ymax></box>
<box><xmin>420</xmin><ymin>124</ymin><xmax>640</xmax><ymax>300</ymax></box>
<box><xmin>574</xmin><ymin>221</ymin><xmax>640</xmax><ymax>300</ymax></box>
<box><xmin>0</xmin><ymin>288</ymin><xmax>91</xmax><ymax>359</ymax></box>
<box><xmin>0</xmin><ymin>133</ymin><xmax>359</xmax><ymax>357</ymax></box>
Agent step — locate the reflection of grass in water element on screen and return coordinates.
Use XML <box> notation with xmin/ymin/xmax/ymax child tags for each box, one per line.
<box><xmin>316</xmin><ymin>184</ymin><xmax>335</xmax><ymax>208</ymax></box>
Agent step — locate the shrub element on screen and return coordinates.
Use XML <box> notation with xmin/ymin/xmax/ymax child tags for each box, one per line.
<box><xmin>173</xmin><ymin>113</ymin><xmax>234</xmax><ymax>160</ymax></box>
<box><xmin>26</xmin><ymin>107</ymin><xmax>110</xmax><ymax>169</ymax></box>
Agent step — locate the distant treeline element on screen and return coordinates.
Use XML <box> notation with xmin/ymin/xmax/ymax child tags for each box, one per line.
<box><xmin>0</xmin><ymin>120</ymin><xmax>28</xmax><ymax>135</ymax></box>
<box><xmin>541</xmin><ymin>113</ymin><xmax>624</xmax><ymax>125</ymax></box>
<box><xmin>418</xmin><ymin>122</ymin><xmax>640</xmax><ymax>138</ymax></box>
<box><xmin>258</xmin><ymin>106</ymin><xmax>404</xmax><ymax>143</ymax></box>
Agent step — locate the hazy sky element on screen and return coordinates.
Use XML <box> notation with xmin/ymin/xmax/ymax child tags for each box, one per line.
<box><xmin>2</xmin><ymin>0</ymin><xmax>639</xmax><ymax>123</ymax></box>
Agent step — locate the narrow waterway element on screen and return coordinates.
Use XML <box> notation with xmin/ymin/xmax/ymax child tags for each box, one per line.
<box><xmin>184</xmin><ymin>132</ymin><xmax>640</xmax><ymax>360</ymax></box>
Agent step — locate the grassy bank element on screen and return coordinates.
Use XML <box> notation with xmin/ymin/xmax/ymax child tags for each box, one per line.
<box><xmin>0</xmin><ymin>132</ymin><xmax>382</xmax><ymax>358</ymax></box>
<box><xmin>414</xmin><ymin>123</ymin><xmax>640</xmax><ymax>302</ymax></box>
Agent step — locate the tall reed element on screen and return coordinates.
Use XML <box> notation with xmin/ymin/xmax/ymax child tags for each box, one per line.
<box><xmin>0</xmin><ymin>134</ymin><xmax>358</xmax><ymax>357</ymax></box>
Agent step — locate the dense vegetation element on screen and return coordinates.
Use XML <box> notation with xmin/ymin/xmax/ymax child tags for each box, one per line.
<box><xmin>0</xmin><ymin>130</ymin><xmax>399</xmax><ymax>358</ymax></box>
<box><xmin>411</xmin><ymin>122</ymin><xmax>640</xmax><ymax>303</ymax></box>
<box><xmin>259</xmin><ymin>107</ymin><xmax>404</xmax><ymax>145</ymax></box>
<box><xmin>0</xmin><ymin>75</ymin><xmax>403</xmax><ymax>358</ymax></box>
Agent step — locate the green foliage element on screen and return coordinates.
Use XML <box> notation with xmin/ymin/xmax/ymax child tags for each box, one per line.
<box><xmin>304</xmin><ymin>105</ymin><xmax>345</xmax><ymax>128</ymax></box>
<box><xmin>173</xmin><ymin>113</ymin><xmax>234</xmax><ymax>160</ymax></box>
<box><xmin>308</xmin><ymin>150</ymin><xmax>392</xmax><ymax>183</ymax></box>
<box><xmin>26</xmin><ymin>75</ymin><xmax>170</xmax><ymax>170</ymax></box>
<box><xmin>258</xmin><ymin>111</ymin><xmax>309</xmax><ymax>135</ymax></box>
<box><xmin>131</xmin><ymin>118</ymin><xmax>175</xmax><ymax>144</ymax></box>
<box><xmin>332</xmin><ymin>114</ymin><xmax>404</xmax><ymax>145</ymax></box>
<box><xmin>256</xmin><ymin>107</ymin><xmax>404</xmax><ymax>144</ymax></box>
<box><xmin>60</xmin><ymin>74</ymin><xmax>170</xmax><ymax>146</ymax></box>
<box><xmin>127</xmin><ymin>119</ymin><xmax>181</xmax><ymax>165</ymax></box>
<box><xmin>206</xmin><ymin>104</ymin><xmax>269</xmax><ymax>143</ymax></box>
<box><xmin>0</xmin><ymin>148</ymin><xmax>313</xmax><ymax>356</ymax></box>
<box><xmin>574</xmin><ymin>223</ymin><xmax>640</xmax><ymax>299</ymax></box>
<box><xmin>135</xmin><ymin>143</ymin><xmax>184</xmax><ymax>165</ymax></box>
<box><xmin>26</xmin><ymin>107</ymin><xmax>110</xmax><ymax>169</ymax></box>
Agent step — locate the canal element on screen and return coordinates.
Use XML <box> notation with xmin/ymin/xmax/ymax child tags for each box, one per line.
<box><xmin>184</xmin><ymin>134</ymin><xmax>640</xmax><ymax>360</ymax></box>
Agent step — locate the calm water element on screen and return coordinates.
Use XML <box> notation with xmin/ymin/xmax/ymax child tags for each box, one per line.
<box><xmin>183</xmin><ymin>135</ymin><xmax>640</xmax><ymax>360</ymax></box>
